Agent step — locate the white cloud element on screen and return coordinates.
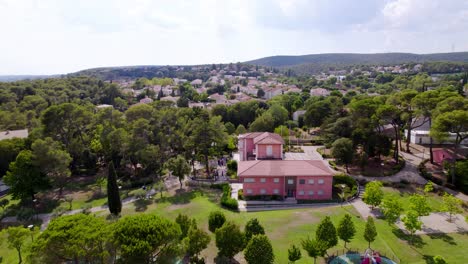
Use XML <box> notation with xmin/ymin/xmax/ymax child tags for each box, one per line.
<box><xmin>0</xmin><ymin>0</ymin><xmax>467</xmax><ymax>75</ymax></box>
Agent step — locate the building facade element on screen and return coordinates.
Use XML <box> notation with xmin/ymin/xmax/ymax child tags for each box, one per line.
<box><xmin>237</xmin><ymin>132</ymin><xmax>333</xmax><ymax>200</ymax></box>
<box><xmin>238</xmin><ymin>160</ymin><xmax>333</xmax><ymax>200</ymax></box>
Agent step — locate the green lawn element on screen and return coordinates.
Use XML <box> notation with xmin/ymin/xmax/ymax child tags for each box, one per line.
<box><xmin>116</xmin><ymin>189</ymin><xmax>468</xmax><ymax>264</ymax></box>
<box><xmin>382</xmin><ymin>187</ymin><xmax>453</xmax><ymax>213</ymax></box>
<box><xmin>3</xmin><ymin>188</ymin><xmax>468</xmax><ymax>264</ymax></box>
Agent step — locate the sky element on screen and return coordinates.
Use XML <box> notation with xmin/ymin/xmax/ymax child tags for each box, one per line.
<box><xmin>1</xmin><ymin>0</ymin><xmax>468</xmax><ymax>75</ymax></box>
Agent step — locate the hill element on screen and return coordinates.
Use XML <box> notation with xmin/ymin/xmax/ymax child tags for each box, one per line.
<box><xmin>246</xmin><ymin>52</ymin><xmax>468</xmax><ymax>68</ymax></box>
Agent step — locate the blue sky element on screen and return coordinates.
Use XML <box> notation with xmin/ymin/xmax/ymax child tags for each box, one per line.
<box><xmin>1</xmin><ymin>0</ymin><xmax>468</xmax><ymax>75</ymax></box>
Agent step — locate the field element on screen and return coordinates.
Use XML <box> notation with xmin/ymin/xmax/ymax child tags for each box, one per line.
<box><xmin>2</xmin><ymin>188</ymin><xmax>468</xmax><ymax>263</ymax></box>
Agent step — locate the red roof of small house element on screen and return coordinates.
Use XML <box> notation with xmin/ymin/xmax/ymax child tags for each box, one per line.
<box><xmin>253</xmin><ymin>132</ymin><xmax>284</xmax><ymax>145</ymax></box>
<box><xmin>238</xmin><ymin>160</ymin><xmax>334</xmax><ymax>177</ymax></box>
<box><xmin>433</xmin><ymin>148</ymin><xmax>465</xmax><ymax>165</ymax></box>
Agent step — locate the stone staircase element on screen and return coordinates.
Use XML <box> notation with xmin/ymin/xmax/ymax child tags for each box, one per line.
<box><xmin>358</xmin><ymin>185</ymin><xmax>365</xmax><ymax>199</ymax></box>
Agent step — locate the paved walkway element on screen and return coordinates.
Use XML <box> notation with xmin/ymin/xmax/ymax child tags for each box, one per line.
<box><xmin>396</xmin><ymin>212</ymin><xmax>468</xmax><ymax>234</ymax></box>
<box><xmin>351</xmin><ymin>152</ymin><xmax>428</xmax><ymax>185</ymax></box>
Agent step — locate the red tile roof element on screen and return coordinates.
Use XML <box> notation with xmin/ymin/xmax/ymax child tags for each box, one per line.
<box><xmin>238</xmin><ymin>160</ymin><xmax>334</xmax><ymax>177</ymax></box>
<box><xmin>239</xmin><ymin>132</ymin><xmax>284</xmax><ymax>145</ymax></box>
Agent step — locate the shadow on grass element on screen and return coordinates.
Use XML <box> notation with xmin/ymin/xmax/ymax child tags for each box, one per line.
<box><xmin>427</xmin><ymin>233</ymin><xmax>457</xmax><ymax>245</ymax></box>
<box><xmin>214</xmin><ymin>255</ymin><xmax>240</xmax><ymax>264</ymax></box>
<box><xmin>392</xmin><ymin>228</ymin><xmax>426</xmax><ymax>248</ymax></box>
<box><xmin>422</xmin><ymin>255</ymin><xmax>436</xmax><ymax>264</ymax></box>
<box><xmin>159</xmin><ymin>189</ymin><xmax>198</xmax><ymax>205</ymax></box>
<box><xmin>133</xmin><ymin>199</ymin><xmax>153</xmax><ymax>212</ymax></box>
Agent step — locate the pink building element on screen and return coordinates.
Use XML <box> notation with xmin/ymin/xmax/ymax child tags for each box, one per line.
<box><xmin>238</xmin><ymin>132</ymin><xmax>284</xmax><ymax>161</ymax></box>
<box><xmin>238</xmin><ymin>160</ymin><xmax>334</xmax><ymax>200</ymax></box>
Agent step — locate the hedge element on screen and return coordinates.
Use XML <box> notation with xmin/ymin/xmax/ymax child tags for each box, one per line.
<box><xmin>220</xmin><ymin>184</ymin><xmax>238</xmax><ymax>210</ymax></box>
<box><xmin>244</xmin><ymin>195</ymin><xmax>283</xmax><ymax>201</ymax></box>
<box><xmin>333</xmin><ymin>173</ymin><xmax>358</xmax><ymax>196</ymax></box>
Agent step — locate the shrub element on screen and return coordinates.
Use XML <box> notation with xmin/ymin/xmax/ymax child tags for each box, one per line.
<box><xmin>129</xmin><ymin>189</ymin><xmax>147</xmax><ymax>200</ymax></box>
<box><xmin>333</xmin><ymin>174</ymin><xmax>358</xmax><ymax>196</ymax></box>
<box><xmin>17</xmin><ymin>207</ymin><xmax>35</xmax><ymax>222</ymax></box>
<box><xmin>220</xmin><ymin>184</ymin><xmax>238</xmax><ymax>210</ymax></box>
<box><xmin>238</xmin><ymin>189</ymin><xmax>244</xmax><ymax>200</ymax></box>
<box><xmin>208</xmin><ymin>211</ymin><xmax>226</xmax><ymax>233</ymax></box>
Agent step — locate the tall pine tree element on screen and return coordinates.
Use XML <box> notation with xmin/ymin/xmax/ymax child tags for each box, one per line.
<box><xmin>107</xmin><ymin>161</ymin><xmax>122</xmax><ymax>215</ymax></box>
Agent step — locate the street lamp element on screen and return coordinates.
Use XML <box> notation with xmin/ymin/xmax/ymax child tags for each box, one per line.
<box><xmin>28</xmin><ymin>225</ymin><xmax>35</xmax><ymax>242</ymax></box>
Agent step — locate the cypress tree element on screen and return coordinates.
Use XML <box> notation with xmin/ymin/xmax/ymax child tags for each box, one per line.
<box><xmin>364</xmin><ymin>216</ymin><xmax>377</xmax><ymax>249</ymax></box>
<box><xmin>107</xmin><ymin>161</ymin><xmax>122</xmax><ymax>215</ymax></box>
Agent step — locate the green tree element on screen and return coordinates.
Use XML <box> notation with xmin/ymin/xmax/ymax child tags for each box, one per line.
<box><xmin>257</xmin><ymin>88</ymin><xmax>265</xmax><ymax>98</ymax></box>
<box><xmin>274</xmin><ymin>125</ymin><xmax>290</xmax><ymax>138</ymax></box>
<box><xmin>4</xmin><ymin>150</ymin><xmax>48</xmax><ymax>201</ymax></box>
<box><xmin>176</xmin><ymin>213</ymin><xmax>194</xmax><ymax>239</ymax></box>
<box><xmin>187</xmin><ymin>113</ymin><xmax>227</xmax><ymax>176</ymax></box>
<box><xmin>402</xmin><ymin>210</ymin><xmax>422</xmax><ymax>243</ymax></box>
<box><xmin>375</xmin><ymin>104</ymin><xmax>402</xmax><ymax>163</ymax></box>
<box><xmin>107</xmin><ymin>161</ymin><xmax>122</xmax><ymax>216</ymax></box>
<box><xmin>337</xmin><ymin>214</ymin><xmax>356</xmax><ymax>248</ymax></box>
<box><xmin>4</xmin><ymin>226</ymin><xmax>29</xmax><ymax>264</ymax></box>
<box><xmin>409</xmin><ymin>194</ymin><xmax>431</xmax><ymax>218</ymax></box>
<box><xmin>114</xmin><ymin>214</ymin><xmax>181</xmax><ymax>263</ymax></box>
<box><xmin>245</xmin><ymin>218</ymin><xmax>265</xmax><ymax>242</ymax></box>
<box><xmin>31</xmin><ymin>137</ymin><xmax>72</xmax><ymax>195</ymax></box>
<box><xmin>331</xmin><ymin>138</ymin><xmax>354</xmax><ymax>173</ymax></box>
<box><xmin>31</xmin><ymin>214</ymin><xmax>110</xmax><ymax>263</ymax></box>
<box><xmin>363</xmin><ymin>181</ymin><xmax>384</xmax><ymax>209</ymax></box>
<box><xmin>433</xmin><ymin>255</ymin><xmax>447</xmax><ymax>264</ymax></box>
<box><xmin>441</xmin><ymin>193</ymin><xmax>463</xmax><ymax>222</ymax></box>
<box><xmin>183</xmin><ymin>224</ymin><xmax>211</xmax><ymax>259</ymax></box>
<box><xmin>215</xmin><ymin>221</ymin><xmax>245</xmax><ymax>259</ymax></box>
<box><xmin>165</xmin><ymin>155</ymin><xmax>191</xmax><ymax>189</ymax></box>
<box><xmin>208</xmin><ymin>211</ymin><xmax>226</xmax><ymax>233</ymax></box>
<box><xmin>0</xmin><ymin>138</ymin><xmax>25</xmax><ymax>177</ymax></box>
<box><xmin>301</xmin><ymin>237</ymin><xmax>326</xmax><ymax>264</ymax></box>
<box><xmin>364</xmin><ymin>216</ymin><xmax>377</xmax><ymax>248</ymax></box>
<box><xmin>315</xmin><ymin>216</ymin><xmax>337</xmax><ymax>252</ymax></box>
<box><xmin>244</xmin><ymin>234</ymin><xmax>275</xmax><ymax>264</ymax></box>
<box><xmin>288</xmin><ymin>244</ymin><xmax>302</xmax><ymax>263</ymax></box>
<box><xmin>380</xmin><ymin>194</ymin><xmax>404</xmax><ymax>224</ymax></box>
<box><xmin>250</xmin><ymin>113</ymin><xmax>275</xmax><ymax>132</ymax></box>
<box><xmin>236</xmin><ymin>124</ymin><xmax>247</xmax><ymax>134</ymax></box>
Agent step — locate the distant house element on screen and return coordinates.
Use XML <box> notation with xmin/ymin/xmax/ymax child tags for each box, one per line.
<box><xmin>432</xmin><ymin>148</ymin><xmax>466</xmax><ymax>165</ymax></box>
<box><xmin>263</xmin><ymin>87</ymin><xmax>282</xmax><ymax>100</ymax></box>
<box><xmin>292</xmin><ymin>110</ymin><xmax>306</xmax><ymax>122</ymax></box>
<box><xmin>160</xmin><ymin>96</ymin><xmax>179</xmax><ymax>104</ymax></box>
<box><xmin>190</xmin><ymin>79</ymin><xmax>203</xmax><ymax>87</ymax></box>
<box><xmin>0</xmin><ymin>129</ymin><xmax>28</xmax><ymax>141</ymax></box>
<box><xmin>139</xmin><ymin>97</ymin><xmax>153</xmax><ymax>104</ymax></box>
<box><xmin>310</xmin><ymin>88</ymin><xmax>330</xmax><ymax>97</ymax></box>
<box><xmin>208</xmin><ymin>93</ymin><xmax>227</xmax><ymax>104</ymax></box>
<box><xmin>286</xmin><ymin>87</ymin><xmax>302</xmax><ymax>94</ymax></box>
<box><xmin>406</xmin><ymin>118</ymin><xmax>468</xmax><ymax>145</ymax></box>
<box><xmin>96</xmin><ymin>104</ymin><xmax>113</xmax><ymax>109</ymax></box>
<box><xmin>237</xmin><ymin>131</ymin><xmax>333</xmax><ymax>200</ymax></box>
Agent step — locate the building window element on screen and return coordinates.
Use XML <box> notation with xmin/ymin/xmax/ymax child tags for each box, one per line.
<box><xmin>308</xmin><ymin>190</ymin><xmax>314</xmax><ymax>195</ymax></box>
<box><xmin>288</xmin><ymin>179</ymin><xmax>294</xmax><ymax>185</ymax></box>
<box><xmin>244</xmin><ymin>178</ymin><xmax>255</xmax><ymax>183</ymax></box>
<box><xmin>260</xmin><ymin>189</ymin><xmax>266</xmax><ymax>194</ymax></box>
<box><xmin>299</xmin><ymin>190</ymin><xmax>305</xmax><ymax>195</ymax></box>
<box><xmin>267</xmin><ymin>145</ymin><xmax>273</xmax><ymax>156</ymax></box>
<box><xmin>239</xmin><ymin>140</ymin><xmax>243</xmax><ymax>148</ymax></box>
<box><xmin>318</xmin><ymin>190</ymin><xmax>324</xmax><ymax>195</ymax></box>
<box><xmin>318</xmin><ymin>179</ymin><xmax>324</xmax><ymax>184</ymax></box>
<box><xmin>273</xmin><ymin>189</ymin><xmax>279</xmax><ymax>194</ymax></box>
<box><xmin>246</xmin><ymin>189</ymin><xmax>253</xmax><ymax>194</ymax></box>
<box><xmin>274</xmin><ymin>178</ymin><xmax>279</xmax><ymax>183</ymax></box>
<box><xmin>260</xmin><ymin>178</ymin><xmax>266</xmax><ymax>183</ymax></box>
<box><xmin>299</xmin><ymin>179</ymin><xmax>305</xmax><ymax>184</ymax></box>
<box><xmin>308</xmin><ymin>179</ymin><xmax>314</xmax><ymax>184</ymax></box>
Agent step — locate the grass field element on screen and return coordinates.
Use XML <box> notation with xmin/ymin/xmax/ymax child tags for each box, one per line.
<box><xmin>2</xmin><ymin>188</ymin><xmax>468</xmax><ymax>264</ymax></box>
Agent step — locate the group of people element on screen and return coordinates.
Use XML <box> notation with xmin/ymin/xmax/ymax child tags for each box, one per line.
<box><xmin>361</xmin><ymin>249</ymin><xmax>382</xmax><ymax>264</ymax></box>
